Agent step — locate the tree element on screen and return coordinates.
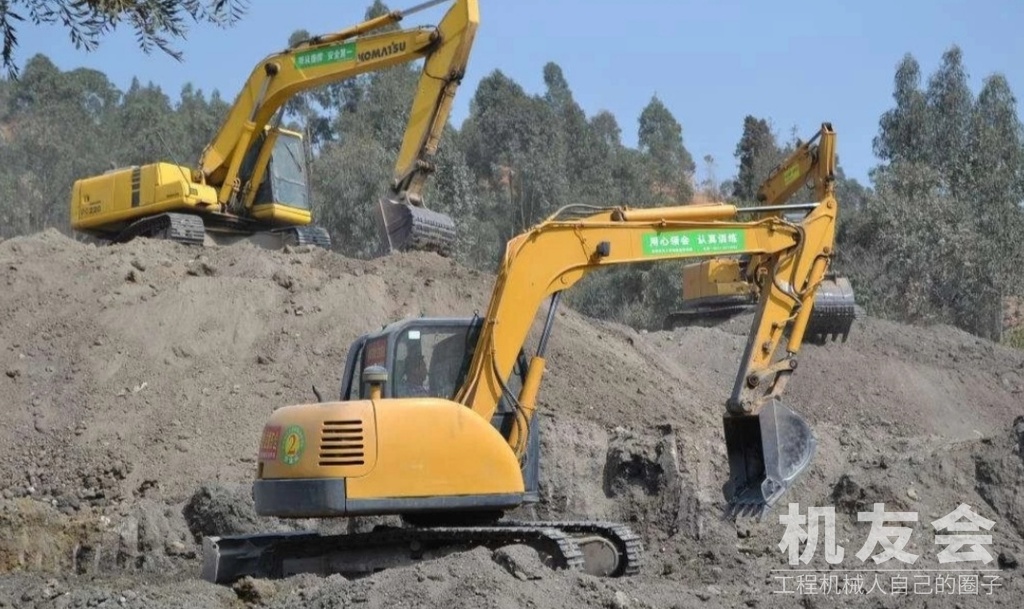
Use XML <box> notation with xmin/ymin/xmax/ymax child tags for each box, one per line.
<box><xmin>966</xmin><ymin>73</ymin><xmax>1024</xmax><ymax>315</ymax></box>
<box><xmin>541</xmin><ymin>62</ymin><xmax>612</xmax><ymax>203</ymax></box>
<box><xmin>732</xmin><ymin>115</ymin><xmax>783</xmax><ymax>202</ymax></box>
<box><xmin>637</xmin><ymin>95</ymin><xmax>695</xmax><ymax>204</ymax></box>
<box><xmin>924</xmin><ymin>46</ymin><xmax>975</xmax><ymax>196</ymax></box>
<box><xmin>1</xmin><ymin>0</ymin><xmax>248</xmax><ymax>78</ymax></box>
<box><xmin>461</xmin><ymin>69</ymin><xmax>568</xmax><ymax>234</ymax></box>
<box><xmin>873</xmin><ymin>54</ymin><xmax>930</xmax><ymax>167</ymax></box>
<box><xmin>855</xmin><ymin>46</ymin><xmax>1024</xmax><ymax>340</ymax></box>
<box><xmin>0</xmin><ymin>54</ymin><xmax>121</xmax><ymax>232</ymax></box>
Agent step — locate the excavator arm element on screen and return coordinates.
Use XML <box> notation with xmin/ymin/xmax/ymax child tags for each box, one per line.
<box><xmin>196</xmin><ymin>0</ymin><xmax>477</xmax><ymax>252</ymax></box>
<box><xmin>454</xmin><ymin>195</ymin><xmax>838</xmax><ymax>511</ymax></box>
<box><xmin>756</xmin><ymin>122</ymin><xmax>836</xmax><ymax>206</ymax></box>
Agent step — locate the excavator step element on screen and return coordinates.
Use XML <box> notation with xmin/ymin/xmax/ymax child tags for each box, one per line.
<box><xmin>200</xmin><ymin>520</ymin><xmax>644</xmax><ymax>584</ymax></box>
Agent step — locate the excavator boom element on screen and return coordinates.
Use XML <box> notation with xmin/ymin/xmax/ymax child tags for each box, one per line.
<box><xmin>70</xmin><ymin>0</ymin><xmax>478</xmax><ymax>255</ymax></box>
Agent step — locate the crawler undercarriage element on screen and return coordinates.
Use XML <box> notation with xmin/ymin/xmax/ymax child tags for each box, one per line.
<box><xmin>201</xmin><ymin>518</ymin><xmax>644</xmax><ymax>583</ymax></box>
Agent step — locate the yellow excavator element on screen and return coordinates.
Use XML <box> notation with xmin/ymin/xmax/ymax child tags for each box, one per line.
<box><xmin>68</xmin><ymin>0</ymin><xmax>478</xmax><ymax>254</ymax></box>
<box><xmin>665</xmin><ymin>123</ymin><xmax>857</xmax><ymax>342</ymax></box>
<box><xmin>201</xmin><ymin>150</ymin><xmax>843</xmax><ymax>582</ymax></box>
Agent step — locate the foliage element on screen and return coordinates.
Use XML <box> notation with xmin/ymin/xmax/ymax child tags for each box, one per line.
<box><xmin>1005</xmin><ymin>325</ymin><xmax>1024</xmax><ymax>350</ymax></box>
<box><xmin>0</xmin><ymin>53</ymin><xmax>228</xmax><ymax>238</ymax></box>
<box><xmin>1</xmin><ymin>0</ymin><xmax>248</xmax><ymax>78</ymax></box>
<box><xmin>732</xmin><ymin>115</ymin><xmax>784</xmax><ymax>202</ymax></box>
<box><xmin>842</xmin><ymin>45</ymin><xmax>1024</xmax><ymax>341</ymax></box>
<box><xmin>2</xmin><ymin>16</ymin><xmax>1022</xmax><ymax>346</ymax></box>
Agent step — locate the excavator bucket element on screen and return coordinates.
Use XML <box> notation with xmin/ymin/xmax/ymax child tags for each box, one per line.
<box><xmin>805</xmin><ymin>276</ymin><xmax>857</xmax><ymax>343</ymax></box>
<box><xmin>722</xmin><ymin>398</ymin><xmax>817</xmax><ymax>516</ymax></box>
<box><xmin>376</xmin><ymin>197</ymin><xmax>457</xmax><ymax>257</ymax></box>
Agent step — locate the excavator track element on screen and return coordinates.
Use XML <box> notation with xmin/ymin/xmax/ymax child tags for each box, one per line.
<box><xmin>202</xmin><ymin>523</ymin><xmax>589</xmax><ymax>584</ymax></box>
<box><xmin>501</xmin><ymin>520</ymin><xmax>645</xmax><ymax>577</ymax></box>
<box><xmin>663</xmin><ymin>301</ymin><xmax>756</xmax><ymax>330</ymax></box>
<box><xmin>270</xmin><ymin>225</ymin><xmax>332</xmax><ymax>249</ymax></box>
<box><xmin>111</xmin><ymin>212</ymin><xmax>206</xmax><ymax>246</ymax></box>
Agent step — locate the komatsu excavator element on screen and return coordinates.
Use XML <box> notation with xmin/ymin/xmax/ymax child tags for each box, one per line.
<box><xmin>200</xmin><ymin>152</ymin><xmax>843</xmax><ymax>582</ymax></box>
<box><xmin>664</xmin><ymin>123</ymin><xmax>857</xmax><ymax>342</ymax></box>
<box><xmin>68</xmin><ymin>0</ymin><xmax>477</xmax><ymax>254</ymax></box>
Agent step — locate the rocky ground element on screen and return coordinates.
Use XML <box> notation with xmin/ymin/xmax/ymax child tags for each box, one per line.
<box><xmin>0</xmin><ymin>229</ymin><xmax>1021</xmax><ymax>608</ymax></box>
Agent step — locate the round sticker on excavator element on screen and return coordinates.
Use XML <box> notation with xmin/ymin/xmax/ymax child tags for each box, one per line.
<box><xmin>279</xmin><ymin>425</ymin><xmax>306</xmax><ymax>466</ymax></box>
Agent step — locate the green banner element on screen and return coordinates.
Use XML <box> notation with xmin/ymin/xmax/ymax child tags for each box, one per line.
<box><xmin>641</xmin><ymin>229</ymin><xmax>746</xmax><ymax>256</ymax></box>
<box><xmin>294</xmin><ymin>42</ymin><xmax>356</xmax><ymax>69</ymax></box>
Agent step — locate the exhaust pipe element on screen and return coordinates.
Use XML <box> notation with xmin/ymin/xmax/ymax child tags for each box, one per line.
<box><xmin>375</xmin><ymin>196</ymin><xmax>457</xmax><ymax>257</ymax></box>
<box><xmin>722</xmin><ymin>398</ymin><xmax>817</xmax><ymax>516</ymax></box>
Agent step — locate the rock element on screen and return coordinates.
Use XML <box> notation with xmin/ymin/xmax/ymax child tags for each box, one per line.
<box><xmin>165</xmin><ymin>540</ymin><xmax>195</xmax><ymax>558</ymax></box>
<box><xmin>116</xmin><ymin>516</ymin><xmax>141</xmax><ymax>566</ymax></box>
<box><xmin>187</xmin><ymin>260</ymin><xmax>217</xmax><ymax>276</ymax></box>
<box><xmin>33</xmin><ymin>414</ymin><xmax>51</xmax><ymax>434</ymax></box>
<box><xmin>611</xmin><ymin>590</ymin><xmax>631</xmax><ymax>609</ymax></box>
<box><xmin>998</xmin><ymin>551</ymin><xmax>1018</xmax><ymax>569</ymax></box>
<box><xmin>492</xmin><ymin>544</ymin><xmax>548</xmax><ymax>580</ymax></box>
<box><xmin>1014</xmin><ymin>415</ymin><xmax>1024</xmax><ymax>457</ymax></box>
<box><xmin>272</xmin><ymin>271</ymin><xmax>294</xmax><ymax>290</ymax></box>
<box><xmin>233</xmin><ymin>577</ymin><xmax>278</xmax><ymax>604</ymax></box>
<box><xmin>130</xmin><ymin>259</ymin><xmax>146</xmax><ymax>272</ymax></box>
<box><xmin>907</xmin><ymin>488</ymin><xmax>918</xmax><ymax>500</ymax></box>
<box><xmin>183</xmin><ymin>484</ymin><xmax>264</xmax><ymax>541</ymax></box>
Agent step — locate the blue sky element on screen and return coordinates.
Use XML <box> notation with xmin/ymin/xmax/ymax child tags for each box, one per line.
<box><xmin>11</xmin><ymin>0</ymin><xmax>1024</xmax><ymax>187</ymax></box>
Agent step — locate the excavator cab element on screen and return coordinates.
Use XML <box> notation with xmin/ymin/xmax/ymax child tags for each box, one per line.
<box><xmin>239</xmin><ymin>127</ymin><xmax>314</xmax><ymax>225</ymax></box>
<box><xmin>338</xmin><ymin>317</ymin><xmax>541</xmax><ymax>500</ymax></box>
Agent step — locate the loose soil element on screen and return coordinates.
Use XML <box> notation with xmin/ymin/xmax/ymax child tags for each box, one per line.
<box><xmin>0</xmin><ymin>229</ymin><xmax>1021</xmax><ymax>608</ymax></box>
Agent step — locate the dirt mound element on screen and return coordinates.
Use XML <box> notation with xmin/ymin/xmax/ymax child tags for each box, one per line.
<box><xmin>0</xmin><ymin>229</ymin><xmax>1022</xmax><ymax>607</ymax></box>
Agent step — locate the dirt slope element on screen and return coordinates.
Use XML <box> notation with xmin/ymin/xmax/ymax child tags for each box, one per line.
<box><xmin>0</xmin><ymin>229</ymin><xmax>1021</xmax><ymax>608</ymax></box>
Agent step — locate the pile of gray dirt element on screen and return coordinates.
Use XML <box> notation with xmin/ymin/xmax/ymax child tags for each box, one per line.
<box><xmin>0</xmin><ymin>229</ymin><xmax>1021</xmax><ymax>608</ymax></box>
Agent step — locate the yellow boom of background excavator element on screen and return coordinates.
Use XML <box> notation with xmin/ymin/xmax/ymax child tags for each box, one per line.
<box><xmin>68</xmin><ymin>0</ymin><xmax>478</xmax><ymax>255</ymax></box>
<box><xmin>665</xmin><ymin>123</ymin><xmax>857</xmax><ymax>342</ymax></box>
<box><xmin>200</xmin><ymin>128</ymin><xmax>845</xmax><ymax>582</ymax></box>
